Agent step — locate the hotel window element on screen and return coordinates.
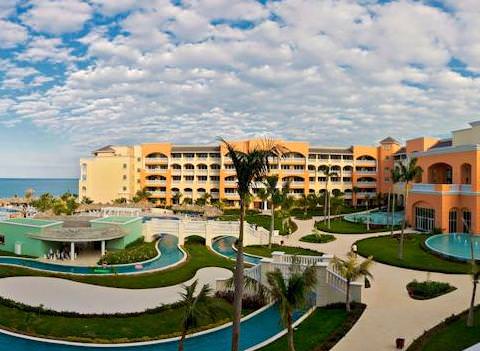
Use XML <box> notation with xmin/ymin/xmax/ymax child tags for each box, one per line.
<box><xmin>123</xmin><ymin>186</ymin><xmax>127</xmax><ymax>191</ymax></box>
<box><xmin>123</xmin><ymin>175</ymin><xmax>127</xmax><ymax>180</ymax></box>
<box><xmin>415</xmin><ymin>207</ymin><xmax>435</xmax><ymax>232</ymax></box>
<box><xmin>342</xmin><ymin>155</ymin><xmax>353</xmax><ymax>160</ymax></box>
<box><xmin>210</xmin><ymin>176</ymin><xmax>220</xmax><ymax>181</ymax></box>
<box><xmin>137</xmin><ymin>157</ymin><xmax>141</xmax><ymax>162</ymax></box>
<box><xmin>308</xmin><ymin>154</ymin><xmax>316</xmax><ymax>160</ymax></box>
<box><xmin>293</xmin><ymin>189</ymin><xmax>304</xmax><ymax>194</ymax></box>
<box><xmin>449</xmin><ymin>209</ymin><xmax>457</xmax><ymax>233</ymax></box>
<box><xmin>309</xmin><ymin>177</ymin><xmax>315</xmax><ymax>182</ymax></box>
<box><xmin>269</xmin><ymin>164</ymin><xmax>278</xmax><ymax>170</ymax></box>
<box><xmin>281</xmin><ymin>165</ymin><xmax>290</xmax><ymax>170</ymax></box>
<box><xmin>137</xmin><ymin>179</ymin><xmax>140</xmax><ymax>184</ymax></box>
<box><xmin>172</xmin><ymin>153</ymin><xmax>182</xmax><ymax>158</ymax></box>
<box><xmin>225</xmin><ymin>188</ymin><xmax>236</xmax><ymax>194</ymax></box>
<box><xmin>343</xmin><ymin>177</ymin><xmax>352</xmax><ymax>182</ymax></box>
<box><xmin>463</xmin><ymin>210</ymin><xmax>472</xmax><ymax>233</ymax></box>
<box><xmin>137</xmin><ymin>168</ymin><xmax>141</xmax><ymax>172</ymax></box>
<box><xmin>331</xmin><ymin>155</ymin><xmax>341</xmax><ymax>160</ymax></box>
<box><xmin>318</xmin><ymin>177</ymin><xmax>326</xmax><ymax>182</ymax></box>
<box><xmin>184</xmin><ymin>176</ymin><xmax>194</xmax><ymax>181</ymax></box>
<box><xmin>209</xmin><ymin>153</ymin><xmax>220</xmax><ymax>158</ymax></box>
<box><xmin>319</xmin><ymin>154</ymin><xmax>329</xmax><ymax>160</ymax></box>
<box><xmin>225</xmin><ymin>164</ymin><xmax>235</xmax><ymax>169</ymax></box>
<box><xmin>197</xmin><ymin>153</ymin><xmax>208</xmax><ymax>158</ymax></box>
<box><xmin>0</xmin><ymin>235</ymin><xmax>4</xmax><ymax>245</ymax></box>
<box><xmin>173</xmin><ymin>176</ymin><xmax>181</xmax><ymax>181</ymax></box>
<box><xmin>197</xmin><ymin>176</ymin><xmax>208</xmax><ymax>181</ymax></box>
<box><xmin>294</xmin><ymin>165</ymin><xmax>304</xmax><ymax>170</ymax></box>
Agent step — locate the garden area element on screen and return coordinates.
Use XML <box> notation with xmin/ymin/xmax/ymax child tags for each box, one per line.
<box><xmin>0</xmin><ymin>296</ymin><xmax>241</xmax><ymax>343</ymax></box>
<box><xmin>406</xmin><ymin>280</ymin><xmax>456</xmax><ymax>300</ymax></box>
<box><xmin>315</xmin><ymin>218</ymin><xmax>394</xmax><ymax>234</ymax></box>
<box><xmin>300</xmin><ymin>233</ymin><xmax>336</xmax><ymax>244</ymax></box>
<box><xmin>219</xmin><ymin>209</ymin><xmax>297</xmax><ymax>235</ymax></box>
<box><xmin>260</xmin><ymin>303</ymin><xmax>366</xmax><ymax>351</ymax></box>
<box><xmin>0</xmin><ymin>237</ymin><xmax>235</xmax><ymax>289</ymax></box>
<box><xmin>98</xmin><ymin>237</ymin><xmax>158</xmax><ymax>265</ymax></box>
<box><xmin>407</xmin><ymin>306</ymin><xmax>480</xmax><ymax>351</ymax></box>
<box><xmin>244</xmin><ymin>244</ymin><xmax>322</xmax><ymax>258</ymax></box>
<box><xmin>356</xmin><ymin>234</ymin><xmax>472</xmax><ymax>274</ymax></box>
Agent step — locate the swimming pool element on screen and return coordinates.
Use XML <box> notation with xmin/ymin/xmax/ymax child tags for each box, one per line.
<box><xmin>425</xmin><ymin>233</ymin><xmax>480</xmax><ymax>261</ymax></box>
<box><xmin>0</xmin><ymin>304</ymin><xmax>303</xmax><ymax>350</ymax></box>
<box><xmin>212</xmin><ymin>236</ymin><xmax>262</xmax><ymax>265</ymax></box>
<box><xmin>0</xmin><ymin>234</ymin><xmax>185</xmax><ymax>275</ymax></box>
<box><xmin>344</xmin><ymin>211</ymin><xmax>404</xmax><ymax>226</ymax></box>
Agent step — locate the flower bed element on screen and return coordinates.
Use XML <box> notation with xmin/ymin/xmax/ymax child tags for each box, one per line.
<box><xmin>406</xmin><ymin>280</ymin><xmax>456</xmax><ymax>300</ymax></box>
<box><xmin>98</xmin><ymin>237</ymin><xmax>158</xmax><ymax>265</ymax></box>
<box><xmin>300</xmin><ymin>233</ymin><xmax>336</xmax><ymax>244</ymax></box>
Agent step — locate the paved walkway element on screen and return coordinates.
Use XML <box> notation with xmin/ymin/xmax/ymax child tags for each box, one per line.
<box><xmin>0</xmin><ymin>267</ymin><xmax>232</xmax><ymax>314</ymax></box>
<box><xmin>285</xmin><ymin>216</ymin><xmax>477</xmax><ymax>351</ymax></box>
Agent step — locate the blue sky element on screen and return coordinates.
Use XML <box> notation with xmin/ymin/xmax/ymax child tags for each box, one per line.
<box><xmin>0</xmin><ymin>0</ymin><xmax>479</xmax><ymax>178</ymax></box>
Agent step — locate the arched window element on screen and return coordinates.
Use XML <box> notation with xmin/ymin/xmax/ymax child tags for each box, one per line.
<box><xmin>428</xmin><ymin>163</ymin><xmax>452</xmax><ymax>184</ymax></box>
<box><xmin>449</xmin><ymin>208</ymin><xmax>458</xmax><ymax>233</ymax></box>
<box><xmin>210</xmin><ymin>164</ymin><xmax>221</xmax><ymax>170</ymax></box>
<box><xmin>184</xmin><ymin>164</ymin><xmax>194</xmax><ymax>170</ymax></box>
<box><xmin>172</xmin><ymin>164</ymin><xmax>181</xmax><ymax>170</ymax></box>
<box><xmin>461</xmin><ymin>163</ymin><xmax>472</xmax><ymax>185</ymax></box>
<box><xmin>462</xmin><ymin>208</ymin><xmax>472</xmax><ymax>233</ymax></box>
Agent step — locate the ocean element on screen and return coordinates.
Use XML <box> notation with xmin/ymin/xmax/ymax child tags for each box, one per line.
<box><xmin>0</xmin><ymin>178</ymin><xmax>79</xmax><ymax>198</ymax></box>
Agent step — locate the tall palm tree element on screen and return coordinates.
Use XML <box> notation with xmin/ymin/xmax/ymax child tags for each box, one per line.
<box><xmin>257</xmin><ymin>188</ymin><xmax>269</xmax><ymax>211</ymax></box>
<box><xmin>397</xmin><ymin>158</ymin><xmax>423</xmax><ymax>259</ymax></box>
<box><xmin>172</xmin><ymin>191</ymin><xmax>183</xmax><ymax>205</ymax></box>
<box><xmin>267</xmin><ymin>266</ymin><xmax>317</xmax><ymax>351</ymax></box>
<box><xmin>281</xmin><ymin>194</ymin><xmax>296</xmax><ymax>235</ymax></box>
<box><xmin>467</xmin><ymin>262</ymin><xmax>479</xmax><ymax>327</ymax></box>
<box><xmin>178</xmin><ymin>280</ymin><xmax>212</xmax><ymax>351</ymax></box>
<box><xmin>390</xmin><ymin>167</ymin><xmax>402</xmax><ymax>236</ymax></box>
<box><xmin>297</xmin><ymin>193</ymin><xmax>309</xmax><ymax>216</ymax></box>
<box><xmin>221</xmin><ymin>138</ymin><xmax>284</xmax><ymax>351</ymax></box>
<box><xmin>262</xmin><ymin>175</ymin><xmax>283</xmax><ymax>248</ymax></box>
<box><xmin>332</xmin><ymin>252</ymin><xmax>373</xmax><ymax>312</ymax></box>
<box><xmin>318</xmin><ymin>165</ymin><xmax>338</xmax><ymax>228</ymax></box>
<box><xmin>133</xmin><ymin>188</ymin><xmax>151</xmax><ymax>205</ymax></box>
<box><xmin>352</xmin><ymin>186</ymin><xmax>360</xmax><ymax>208</ymax></box>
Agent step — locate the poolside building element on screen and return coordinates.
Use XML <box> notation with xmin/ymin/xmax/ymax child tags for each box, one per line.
<box><xmin>0</xmin><ymin>216</ymin><xmax>143</xmax><ymax>258</ymax></box>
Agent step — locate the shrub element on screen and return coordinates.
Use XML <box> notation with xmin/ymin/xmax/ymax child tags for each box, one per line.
<box><xmin>300</xmin><ymin>233</ymin><xmax>336</xmax><ymax>243</ymax></box>
<box><xmin>406</xmin><ymin>280</ymin><xmax>456</xmax><ymax>300</ymax></box>
<box><xmin>98</xmin><ymin>240</ymin><xmax>157</xmax><ymax>265</ymax></box>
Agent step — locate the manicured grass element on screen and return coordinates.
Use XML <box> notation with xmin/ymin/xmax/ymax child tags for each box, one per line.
<box><xmin>0</xmin><ymin>296</ymin><xmax>235</xmax><ymax>343</ymax></box>
<box><xmin>300</xmin><ymin>233</ymin><xmax>336</xmax><ymax>244</ymax></box>
<box><xmin>316</xmin><ymin>218</ymin><xmax>394</xmax><ymax>234</ymax></box>
<box><xmin>356</xmin><ymin>234</ymin><xmax>471</xmax><ymax>274</ymax></box>
<box><xmin>0</xmin><ymin>240</ymin><xmax>235</xmax><ymax>289</ymax></box>
<box><xmin>260</xmin><ymin>303</ymin><xmax>365</xmax><ymax>351</ymax></box>
<box><xmin>406</xmin><ymin>280</ymin><xmax>456</xmax><ymax>300</ymax></box>
<box><xmin>407</xmin><ymin>306</ymin><xmax>480</xmax><ymax>351</ymax></box>
<box><xmin>219</xmin><ymin>212</ymin><xmax>297</xmax><ymax>235</ymax></box>
<box><xmin>244</xmin><ymin>244</ymin><xmax>322</xmax><ymax>258</ymax></box>
<box><xmin>98</xmin><ymin>237</ymin><xmax>158</xmax><ymax>265</ymax></box>
<box><xmin>292</xmin><ymin>207</ymin><xmax>365</xmax><ymax>220</ymax></box>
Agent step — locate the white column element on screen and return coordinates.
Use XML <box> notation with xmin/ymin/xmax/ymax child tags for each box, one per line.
<box><xmin>263</xmin><ymin>201</ymin><xmax>267</xmax><ymax>211</ymax></box>
<box><xmin>70</xmin><ymin>242</ymin><xmax>75</xmax><ymax>261</ymax></box>
<box><xmin>101</xmin><ymin>240</ymin><xmax>106</xmax><ymax>256</ymax></box>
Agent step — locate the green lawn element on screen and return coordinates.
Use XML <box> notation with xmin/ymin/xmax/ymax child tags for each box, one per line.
<box><xmin>260</xmin><ymin>304</ymin><xmax>365</xmax><ymax>351</ymax></box>
<box><xmin>316</xmin><ymin>218</ymin><xmax>396</xmax><ymax>234</ymax></box>
<box><xmin>356</xmin><ymin>234</ymin><xmax>471</xmax><ymax>274</ymax></box>
<box><xmin>300</xmin><ymin>233</ymin><xmax>336</xmax><ymax>244</ymax></box>
<box><xmin>219</xmin><ymin>212</ymin><xmax>297</xmax><ymax>235</ymax></box>
<box><xmin>0</xmin><ymin>297</ymin><xmax>235</xmax><ymax>343</ymax></box>
<box><xmin>98</xmin><ymin>237</ymin><xmax>158</xmax><ymax>265</ymax></box>
<box><xmin>0</xmin><ymin>239</ymin><xmax>235</xmax><ymax>289</ymax></box>
<box><xmin>244</xmin><ymin>244</ymin><xmax>322</xmax><ymax>258</ymax></box>
<box><xmin>407</xmin><ymin>306</ymin><xmax>480</xmax><ymax>351</ymax></box>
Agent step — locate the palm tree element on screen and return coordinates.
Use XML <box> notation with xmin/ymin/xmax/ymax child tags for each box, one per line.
<box><xmin>267</xmin><ymin>266</ymin><xmax>317</xmax><ymax>351</ymax></box>
<box><xmin>132</xmin><ymin>188</ymin><xmax>151</xmax><ymax>205</ymax></box>
<box><xmin>332</xmin><ymin>252</ymin><xmax>373</xmax><ymax>312</ymax></box>
<box><xmin>297</xmin><ymin>193</ymin><xmax>309</xmax><ymax>216</ymax></box>
<box><xmin>281</xmin><ymin>194</ymin><xmax>296</xmax><ymax>235</ymax></box>
<box><xmin>221</xmin><ymin>138</ymin><xmax>284</xmax><ymax>351</ymax></box>
<box><xmin>397</xmin><ymin>158</ymin><xmax>423</xmax><ymax>259</ymax></box>
<box><xmin>262</xmin><ymin>175</ymin><xmax>284</xmax><ymax>249</ymax></box>
<box><xmin>352</xmin><ymin>186</ymin><xmax>360</xmax><ymax>208</ymax></box>
<box><xmin>172</xmin><ymin>191</ymin><xmax>183</xmax><ymax>205</ymax></box>
<box><xmin>257</xmin><ymin>188</ymin><xmax>269</xmax><ymax>211</ymax></box>
<box><xmin>390</xmin><ymin>167</ymin><xmax>402</xmax><ymax>236</ymax></box>
<box><xmin>178</xmin><ymin>279</ymin><xmax>212</xmax><ymax>351</ymax></box>
<box><xmin>318</xmin><ymin>165</ymin><xmax>338</xmax><ymax>228</ymax></box>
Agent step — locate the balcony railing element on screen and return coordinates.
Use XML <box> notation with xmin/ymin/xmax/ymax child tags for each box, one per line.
<box><xmin>356</xmin><ymin>160</ymin><xmax>377</xmax><ymax>166</ymax></box>
<box><xmin>145</xmin><ymin>157</ymin><xmax>168</xmax><ymax>163</ymax></box>
<box><xmin>145</xmin><ymin>180</ymin><xmax>167</xmax><ymax>186</ymax></box>
<box><xmin>356</xmin><ymin>181</ymin><xmax>377</xmax><ymax>187</ymax></box>
<box><xmin>146</xmin><ymin>168</ymin><xmax>167</xmax><ymax>173</ymax></box>
<box><xmin>411</xmin><ymin>183</ymin><xmax>473</xmax><ymax>194</ymax></box>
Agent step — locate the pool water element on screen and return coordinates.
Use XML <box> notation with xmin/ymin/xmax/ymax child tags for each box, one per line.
<box><xmin>0</xmin><ymin>234</ymin><xmax>184</xmax><ymax>275</ymax></box>
<box><xmin>425</xmin><ymin>233</ymin><xmax>480</xmax><ymax>261</ymax></box>
<box><xmin>344</xmin><ymin>211</ymin><xmax>404</xmax><ymax>226</ymax></box>
<box><xmin>0</xmin><ymin>304</ymin><xmax>302</xmax><ymax>350</ymax></box>
<box><xmin>211</xmin><ymin>236</ymin><xmax>262</xmax><ymax>265</ymax></box>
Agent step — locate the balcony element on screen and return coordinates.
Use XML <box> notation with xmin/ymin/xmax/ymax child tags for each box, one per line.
<box><xmin>356</xmin><ymin>160</ymin><xmax>377</xmax><ymax>167</ymax></box>
<box><xmin>145</xmin><ymin>168</ymin><xmax>167</xmax><ymax>174</ymax></box>
<box><xmin>145</xmin><ymin>180</ymin><xmax>167</xmax><ymax>186</ymax></box>
<box><xmin>356</xmin><ymin>181</ymin><xmax>377</xmax><ymax>187</ymax></box>
<box><xmin>357</xmin><ymin>192</ymin><xmax>376</xmax><ymax>198</ymax></box>
<box><xmin>149</xmin><ymin>190</ymin><xmax>166</xmax><ymax>196</ymax></box>
<box><xmin>282</xmin><ymin>169</ymin><xmax>306</xmax><ymax>174</ymax></box>
<box><xmin>355</xmin><ymin>170</ymin><xmax>377</xmax><ymax>175</ymax></box>
<box><xmin>411</xmin><ymin>183</ymin><xmax>473</xmax><ymax>194</ymax></box>
<box><xmin>145</xmin><ymin>157</ymin><xmax>168</xmax><ymax>164</ymax></box>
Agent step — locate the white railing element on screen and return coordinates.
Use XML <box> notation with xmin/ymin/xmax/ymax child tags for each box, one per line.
<box><xmin>356</xmin><ymin>160</ymin><xmax>377</xmax><ymax>166</ymax></box>
<box><xmin>245</xmin><ymin>264</ymin><xmax>262</xmax><ymax>282</ymax></box>
<box><xmin>146</xmin><ymin>180</ymin><xmax>166</xmax><ymax>185</ymax></box>
<box><xmin>356</xmin><ymin>181</ymin><xmax>376</xmax><ymax>186</ymax></box>
<box><xmin>326</xmin><ymin>267</ymin><xmax>348</xmax><ymax>293</ymax></box>
<box><xmin>411</xmin><ymin>183</ymin><xmax>474</xmax><ymax>194</ymax></box>
<box><xmin>146</xmin><ymin>168</ymin><xmax>167</xmax><ymax>173</ymax></box>
<box><xmin>271</xmin><ymin>252</ymin><xmax>330</xmax><ymax>266</ymax></box>
<box><xmin>145</xmin><ymin>157</ymin><xmax>168</xmax><ymax>163</ymax></box>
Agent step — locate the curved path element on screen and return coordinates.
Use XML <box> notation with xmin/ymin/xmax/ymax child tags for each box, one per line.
<box><xmin>285</xmin><ymin>216</ymin><xmax>478</xmax><ymax>351</ymax></box>
<box><xmin>0</xmin><ymin>267</ymin><xmax>232</xmax><ymax>314</ymax></box>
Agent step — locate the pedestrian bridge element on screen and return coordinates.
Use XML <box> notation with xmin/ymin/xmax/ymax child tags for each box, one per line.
<box><xmin>144</xmin><ymin>218</ymin><xmax>271</xmax><ymax>247</ymax></box>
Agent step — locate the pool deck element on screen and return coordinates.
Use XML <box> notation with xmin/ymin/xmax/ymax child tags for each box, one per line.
<box><xmin>284</xmin><ymin>216</ymin><xmax>478</xmax><ymax>351</ymax></box>
<box><xmin>0</xmin><ymin>267</ymin><xmax>232</xmax><ymax>314</ymax></box>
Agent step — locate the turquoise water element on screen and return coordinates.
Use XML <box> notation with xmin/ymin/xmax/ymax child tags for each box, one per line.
<box><xmin>212</xmin><ymin>236</ymin><xmax>262</xmax><ymax>265</ymax></box>
<box><xmin>0</xmin><ymin>178</ymin><xmax>78</xmax><ymax>198</ymax></box>
<box><xmin>344</xmin><ymin>211</ymin><xmax>404</xmax><ymax>226</ymax></box>
<box><xmin>0</xmin><ymin>235</ymin><xmax>184</xmax><ymax>275</ymax></box>
<box><xmin>0</xmin><ymin>304</ymin><xmax>301</xmax><ymax>350</ymax></box>
<box><xmin>425</xmin><ymin>233</ymin><xmax>480</xmax><ymax>261</ymax></box>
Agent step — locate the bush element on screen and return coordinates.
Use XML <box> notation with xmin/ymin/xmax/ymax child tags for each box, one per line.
<box><xmin>98</xmin><ymin>239</ymin><xmax>157</xmax><ymax>265</ymax></box>
<box><xmin>300</xmin><ymin>233</ymin><xmax>336</xmax><ymax>244</ymax></box>
<box><xmin>406</xmin><ymin>280</ymin><xmax>456</xmax><ymax>300</ymax></box>
<box><xmin>215</xmin><ymin>290</ymin><xmax>266</xmax><ymax>310</ymax></box>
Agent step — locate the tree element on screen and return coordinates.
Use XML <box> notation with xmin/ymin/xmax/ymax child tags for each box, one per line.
<box><xmin>330</xmin><ymin>192</ymin><xmax>344</xmax><ymax>216</ymax></box>
<box><xmin>390</xmin><ymin>167</ymin><xmax>402</xmax><ymax>236</ymax></box>
<box><xmin>281</xmin><ymin>194</ymin><xmax>296</xmax><ymax>235</ymax></box>
<box><xmin>31</xmin><ymin>193</ymin><xmax>55</xmax><ymax>212</ymax></box>
<box><xmin>256</xmin><ymin>188</ymin><xmax>269</xmax><ymax>211</ymax></box>
<box><xmin>397</xmin><ymin>158</ymin><xmax>423</xmax><ymax>259</ymax></box>
<box><xmin>332</xmin><ymin>252</ymin><xmax>373</xmax><ymax>312</ymax></box>
<box><xmin>352</xmin><ymin>186</ymin><xmax>360</xmax><ymax>208</ymax></box>
<box><xmin>178</xmin><ymin>280</ymin><xmax>212</xmax><ymax>351</ymax></box>
<box><xmin>262</xmin><ymin>175</ymin><xmax>284</xmax><ymax>248</ymax></box>
<box><xmin>296</xmin><ymin>193</ymin><xmax>309</xmax><ymax>216</ymax></box>
<box><xmin>195</xmin><ymin>192</ymin><xmax>211</xmax><ymax>206</ymax></box>
<box><xmin>172</xmin><ymin>191</ymin><xmax>183</xmax><ymax>205</ymax></box>
<box><xmin>113</xmin><ymin>197</ymin><xmax>127</xmax><ymax>204</ymax></box>
<box><xmin>221</xmin><ymin>138</ymin><xmax>283</xmax><ymax>351</ymax></box>
<box><xmin>267</xmin><ymin>266</ymin><xmax>317</xmax><ymax>351</ymax></box>
<box><xmin>318</xmin><ymin>165</ymin><xmax>338</xmax><ymax>228</ymax></box>
<box><xmin>183</xmin><ymin>197</ymin><xmax>192</xmax><ymax>205</ymax></box>
<box><xmin>132</xmin><ymin>188</ymin><xmax>151</xmax><ymax>204</ymax></box>
<box><xmin>81</xmin><ymin>196</ymin><xmax>93</xmax><ymax>205</ymax></box>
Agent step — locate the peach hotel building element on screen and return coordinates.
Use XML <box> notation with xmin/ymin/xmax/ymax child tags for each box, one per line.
<box><xmin>79</xmin><ymin>121</ymin><xmax>480</xmax><ymax>234</ymax></box>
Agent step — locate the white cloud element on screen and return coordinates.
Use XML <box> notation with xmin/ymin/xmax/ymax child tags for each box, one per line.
<box><xmin>21</xmin><ymin>0</ymin><xmax>92</xmax><ymax>34</ymax></box>
<box><xmin>0</xmin><ymin>20</ymin><xmax>28</xmax><ymax>48</ymax></box>
<box><xmin>17</xmin><ymin>37</ymin><xmax>73</xmax><ymax>62</ymax></box>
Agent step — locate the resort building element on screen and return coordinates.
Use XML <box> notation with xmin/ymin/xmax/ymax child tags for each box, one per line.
<box><xmin>80</xmin><ymin>139</ymin><xmax>403</xmax><ymax>208</ymax></box>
